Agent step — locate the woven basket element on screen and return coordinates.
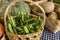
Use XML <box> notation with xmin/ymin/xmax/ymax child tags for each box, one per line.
<box><xmin>45</xmin><ymin>2</ymin><xmax>60</xmax><ymax>33</ymax></box>
<box><xmin>4</xmin><ymin>0</ymin><xmax>46</xmax><ymax>40</ymax></box>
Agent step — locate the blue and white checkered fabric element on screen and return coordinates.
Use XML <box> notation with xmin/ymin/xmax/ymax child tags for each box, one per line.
<box><xmin>41</xmin><ymin>27</ymin><xmax>60</xmax><ymax>40</ymax></box>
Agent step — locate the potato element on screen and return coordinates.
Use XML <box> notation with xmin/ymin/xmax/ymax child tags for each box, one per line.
<box><xmin>40</xmin><ymin>2</ymin><xmax>54</xmax><ymax>13</ymax></box>
<box><xmin>48</xmin><ymin>12</ymin><xmax>57</xmax><ymax>20</ymax></box>
<box><xmin>46</xmin><ymin>17</ymin><xmax>58</xmax><ymax>33</ymax></box>
<box><xmin>55</xmin><ymin>4</ymin><xmax>60</xmax><ymax>20</ymax></box>
<box><xmin>0</xmin><ymin>23</ymin><xmax>4</xmax><ymax>38</ymax></box>
<box><xmin>55</xmin><ymin>4</ymin><xmax>60</xmax><ymax>13</ymax></box>
<box><xmin>57</xmin><ymin>20</ymin><xmax>60</xmax><ymax>30</ymax></box>
<box><xmin>56</xmin><ymin>12</ymin><xmax>60</xmax><ymax>20</ymax></box>
<box><xmin>57</xmin><ymin>20</ymin><xmax>60</xmax><ymax>32</ymax></box>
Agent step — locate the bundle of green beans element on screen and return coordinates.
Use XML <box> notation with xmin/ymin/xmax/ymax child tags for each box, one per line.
<box><xmin>7</xmin><ymin>11</ymin><xmax>43</xmax><ymax>35</ymax></box>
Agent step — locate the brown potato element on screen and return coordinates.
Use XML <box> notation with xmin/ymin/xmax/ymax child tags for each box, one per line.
<box><xmin>55</xmin><ymin>4</ymin><xmax>60</xmax><ymax>19</ymax></box>
<box><xmin>54</xmin><ymin>20</ymin><xmax>60</xmax><ymax>33</ymax></box>
<box><xmin>40</xmin><ymin>2</ymin><xmax>54</xmax><ymax>13</ymax></box>
<box><xmin>55</xmin><ymin>5</ymin><xmax>60</xmax><ymax>13</ymax></box>
<box><xmin>56</xmin><ymin>13</ymin><xmax>60</xmax><ymax>20</ymax></box>
<box><xmin>57</xmin><ymin>20</ymin><xmax>60</xmax><ymax>29</ymax></box>
<box><xmin>48</xmin><ymin>12</ymin><xmax>57</xmax><ymax>20</ymax></box>
<box><xmin>46</xmin><ymin>17</ymin><xmax>58</xmax><ymax>33</ymax></box>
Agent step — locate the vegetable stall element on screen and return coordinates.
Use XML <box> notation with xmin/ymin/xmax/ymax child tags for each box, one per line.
<box><xmin>0</xmin><ymin>0</ymin><xmax>60</xmax><ymax>40</ymax></box>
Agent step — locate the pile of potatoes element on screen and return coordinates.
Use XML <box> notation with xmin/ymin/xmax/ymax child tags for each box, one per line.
<box><xmin>30</xmin><ymin>0</ymin><xmax>60</xmax><ymax>33</ymax></box>
<box><xmin>40</xmin><ymin>1</ymin><xmax>60</xmax><ymax>33</ymax></box>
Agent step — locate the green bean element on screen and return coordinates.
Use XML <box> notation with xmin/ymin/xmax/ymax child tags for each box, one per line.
<box><xmin>29</xmin><ymin>29</ymin><xmax>35</xmax><ymax>33</ymax></box>
<box><xmin>11</xmin><ymin>17</ymin><xmax>16</xmax><ymax>27</ymax></box>
<box><xmin>35</xmin><ymin>26</ymin><xmax>40</xmax><ymax>31</ymax></box>
<box><xmin>26</xmin><ymin>12</ymin><xmax>29</xmax><ymax>19</ymax></box>
<box><xmin>20</xmin><ymin>19</ymin><xmax>23</xmax><ymax>26</ymax></box>
<box><xmin>29</xmin><ymin>24</ymin><xmax>33</xmax><ymax>29</ymax></box>
<box><xmin>24</xmin><ymin>18</ymin><xmax>37</xmax><ymax>24</ymax></box>
<box><xmin>17</xmin><ymin>11</ymin><xmax>20</xmax><ymax>17</ymax></box>
<box><xmin>21</xmin><ymin>11</ymin><xmax>24</xmax><ymax>22</ymax></box>
<box><xmin>8</xmin><ymin>15</ymin><xmax>16</xmax><ymax>27</ymax></box>
<box><xmin>18</xmin><ymin>31</ymin><xmax>25</xmax><ymax>34</ymax></box>
<box><xmin>14</xmin><ymin>7</ymin><xmax>17</xmax><ymax>15</ymax></box>
<box><xmin>23</xmin><ymin>26</ymin><xmax>29</xmax><ymax>34</ymax></box>
<box><xmin>14</xmin><ymin>27</ymin><xmax>23</xmax><ymax>31</ymax></box>
<box><xmin>8</xmin><ymin>15</ymin><xmax>12</xmax><ymax>24</ymax></box>
<box><xmin>8</xmin><ymin>23</ymin><xmax>14</xmax><ymax>34</ymax></box>
<box><xmin>29</xmin><ymin>21</ymin><xmax>39</xmax><ymax>26</ymax></box>
<box><xmin>18</xmin><ymin>11</ymin><xmax>24</xmax><ymax>21</ymax></box>
<box><xmin>13</xmin><ymin>28</ymin><xmax>17</xmax><ymax>34</ymax></box>
<box><xmin>25</xmin><ymin>21</ymin><xmax>39</xmax><ymax>29</ymax></box>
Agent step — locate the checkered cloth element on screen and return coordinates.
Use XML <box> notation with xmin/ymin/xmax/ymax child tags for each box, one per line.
<box><xmin>41</xmin><ymin>27</ymin><xmax>60</xmax><ymax>40</ymax></box>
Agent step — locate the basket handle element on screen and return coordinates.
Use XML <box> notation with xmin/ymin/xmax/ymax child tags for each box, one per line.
<box><xmin>4</xmin><ymin>0</ymin><xmax>46</xmax><ymax>28</ymax></box>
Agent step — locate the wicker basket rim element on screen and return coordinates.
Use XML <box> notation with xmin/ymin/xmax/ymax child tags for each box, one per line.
<box><xmin>7</xmin><ymin>28</ymin><xmax>43</xmax><ymax>36</ymax></box>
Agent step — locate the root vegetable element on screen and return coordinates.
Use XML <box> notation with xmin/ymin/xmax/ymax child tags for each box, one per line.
<box><xmin>55</xmin><ymin>4</ymin><xmax>60</xmax><ymax>13</ymax></box>
<box><xmin>55</xmin><ymin>4</ymin><xmax>60</xmax><ymax>20</ymax></box>
<box><xmin>55</xmin><ymin>7</ymin><xmax>60</xmax><ymax>13</ymax></box>
<box><xmin>48</xmin><ymin>12</ymin><xmax>57</xmax><ymax>20</ymax></box>
<box><xmin>46</xmin><ymin>17</ymin><xmax>58</xmax><ymax>33</ymax></box>
<box><xmin>56</xmin><ymin>12</ymin><xmax>60</xmax><ymax>20</ymax></box>
<box><xmin>40</xmin><ymin>2</ymin><xmax>54</xmax><ymax>13</ymax></box>
<box><xmin>53</xmin><ymin>20</ymin><xmax>60</xmax><ymax>33</ymax></box>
